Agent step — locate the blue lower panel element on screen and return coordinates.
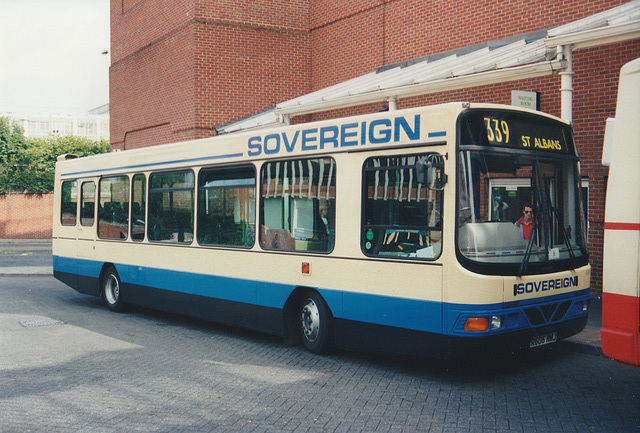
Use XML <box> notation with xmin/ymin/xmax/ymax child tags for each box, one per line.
<box><xmin>125</xmin><ymin>278</ymin><xmax>284</xmax><ymax>336</ymax></box>
<box><xmin>444</xmin><ymin>291</ymin><xmax>591</xmax><ymax>337</ymax></box>
<box><xmin>139</xmin><ymin>266</ymin><xmax>260</xmax><ymax>305</ymax></box>
<box><xmin>343</xmin><ymin>291</ymin><xmax>443</xmax><ymax>334</ymax></box>
<box><xmin>52</xmin><ymin>255</ymin><xmax>444</xmax><ymax>333</ymax></box>
<box><xmin>52</xmin><ymin>256</ymin><xmax>590</xmax><ymax>359</ymax></box>
<box><xmin>335</xmin><ymin>315</ymin><xmax>588</xmax><ymax>359</ymax></box>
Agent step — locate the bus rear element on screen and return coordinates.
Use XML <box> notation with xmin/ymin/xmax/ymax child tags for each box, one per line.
<box><xmin>601</xmin><ymin>57</ymin><xmax>640</xmax><ymax>367</ymax></box>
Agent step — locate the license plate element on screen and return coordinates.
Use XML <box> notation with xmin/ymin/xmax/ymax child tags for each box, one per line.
<box><xmin>530</xmin><ymin>332</ymin><xmax>557</xmax><ymax>348</ymax></box>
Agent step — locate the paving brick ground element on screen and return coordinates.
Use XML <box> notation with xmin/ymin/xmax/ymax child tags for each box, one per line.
<box><xmin>1</xmin><ymin>241</ymin><xmax>639</xmax><ymax>432</ymax></box>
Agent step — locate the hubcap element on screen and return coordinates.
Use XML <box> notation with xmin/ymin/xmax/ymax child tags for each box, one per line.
<box><xmin>104</xmin><ymin>274</ymin><xmax>119</xmax><ymax>305</ymax></box>
<box><xmin>301</xmin><ymin>299</ymin><xmax>320</xmax><ymax>342</ymax></box>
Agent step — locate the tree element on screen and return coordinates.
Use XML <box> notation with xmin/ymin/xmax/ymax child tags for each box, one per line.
<box><xmin>0</xmin><ymin>117</ymin><xmax>109</xmax><ymax>194</ymax></box>
<box><xmin>0</xmin><ymin>116</ymin><xmax>26</xmax><ymax>166</ymax></box>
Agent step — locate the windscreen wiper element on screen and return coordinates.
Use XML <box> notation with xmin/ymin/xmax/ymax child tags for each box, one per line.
<box><xmin>519</xmin><ymin>211</ymin><xmax>540</xmax><ymax>276</ymax></box>
<box><xmin>550</xmin><ymin>204</ymin><xmax>576</xmax><ymax>263</ymax></box>
<box><xmin>519</xmin><ymin>157</ymin><xmax>544</xmax><ymax>276</ymax></box>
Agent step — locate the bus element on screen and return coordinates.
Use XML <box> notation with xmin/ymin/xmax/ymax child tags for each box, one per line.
<box><xmin>601</xmin><ymin>57</ymin><xmax>640</xmax><ymax>367</ymax></box>
<box><xmin>53</xmin><ymin>102</ymin><xmax>590</xmax><ymax>359</ymax></box>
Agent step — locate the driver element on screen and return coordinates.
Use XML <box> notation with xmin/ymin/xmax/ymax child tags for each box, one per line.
<box><xmin>515</xmin><ymin>204</ymin><xmax>534</xmax><ymax>240</ymax></box>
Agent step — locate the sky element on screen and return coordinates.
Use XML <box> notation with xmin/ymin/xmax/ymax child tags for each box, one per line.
<box><xmin>0</xmin><ymin>0</ymin><xmax>110</xmax><ymax>115</ymax></box>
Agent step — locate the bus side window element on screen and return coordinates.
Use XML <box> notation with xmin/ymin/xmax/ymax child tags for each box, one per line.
<box><xmin>197</xmin><ymin>165</ymin><xmax>256</xmax><ymax>247</ymax></box>
<box><xmin>362</xmin><ymin>154</ymin><xmax>443</xmax><ymax>259</ymax></box>
<box><xmin>259</xmin><ymin>158</ymin><xmax>336</xmax><ymax>253</ymax></box>
<box><xmin>80</xmin><ymin>181</ymin><xmax>96</xmax><ymax>226</ymax></box>
<box><xmin>148</xmin><ymin>170</ymin><xmax>194</xmax><ymax>244</ymax></box>
<box><xmin>61</xmin><ymin>180</ymin><xmax>78</xmax><ymax>226</ymax></box>
<box><xmin>131</xmin><ymin>174</ymin><xmax>146</xmax><ymax>241</ymax></box>
<box><xmin>98</xmin><ymin>175</ymin><xmax>130</xmax><ymax>240</ymax></box>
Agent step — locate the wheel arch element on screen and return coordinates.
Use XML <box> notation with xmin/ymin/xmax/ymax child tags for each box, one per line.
<box><xmin>282</xmin><ymin>286</ymin><xmax>336</xmax><ymax>349</ymax></box>
<box><xmin>98</xmin><ymin>262</ymin><xmax>118</xmax><ymax>295</ymax></box>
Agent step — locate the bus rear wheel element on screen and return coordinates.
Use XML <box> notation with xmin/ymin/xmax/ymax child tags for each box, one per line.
<box><xmin>102</xmin><ymin>266</ymin><xmax>125</xmax><ymax>312</ymax></box>
<box><xmin>299</xmin><ymin>291</ymin><xmax>333</xmax><ymax>354</ymax></box>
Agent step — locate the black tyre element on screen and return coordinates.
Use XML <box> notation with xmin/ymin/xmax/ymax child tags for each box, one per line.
<box><xmin>102</xmin><ymin>266</ymin><xmax>125</xmax><ymax>312</ymax></box>
<box><xmin>299</xmin><ymin>291</ymin><xmax>334</xmax><ymax>354</ymax></box>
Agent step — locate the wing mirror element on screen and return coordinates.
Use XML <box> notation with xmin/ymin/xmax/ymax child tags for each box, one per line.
<box><xmin>416</xmin><ymin>154</ymin><xmax>447</xmax><ymax>190</ymax></box>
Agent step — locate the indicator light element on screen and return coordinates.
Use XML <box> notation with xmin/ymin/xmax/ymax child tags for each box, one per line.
<box><xmin>463</xmin><ymin>317</ymin><xmax>489</xmax><ymax>332</ymax></box>
<box><xmin>301</xmin><ymin>262</ymin><xmax>310</xmax><ymax>275</ymax></box>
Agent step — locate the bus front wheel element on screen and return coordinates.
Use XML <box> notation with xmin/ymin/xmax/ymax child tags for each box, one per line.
<box><xmin>102</xmin><ymin>266</ymin><xmax>125</xmax><ymax>312</ymax></box>
<box><xmin>299</xmin><ymin>291</ymin><xmax>333</xmax><ymax>354</ymax></box>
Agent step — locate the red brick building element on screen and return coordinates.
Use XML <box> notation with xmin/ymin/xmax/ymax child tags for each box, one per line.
<box><xmin>109</xmin><ymin>0</ymin><xmax>640</xmax><ymax>292</ymax></box>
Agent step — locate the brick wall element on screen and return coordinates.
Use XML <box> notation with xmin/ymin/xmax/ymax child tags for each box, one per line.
<box><xmin>309</xmin><ymin>0</ymin><xmax>631</xmax><ymax>89</ymax></box>
<box><xmin>111</xmin><ymin>0</ymin><xmax>635</xmax><ymax>144</ymax></box>
<box><xmin>193</xmin><ymin>21</ymin><xmax>311</xmax><ymax>137</ymax></box>
<box><xmin>109</xmin><ymin>0</ymin><xmax>640</xmax><ymax>293</ymax></box>
<box><xmin>110</xmin><ymin>0</ymin><xmax>311</xmax><ymax>150</ymax></box>
<box><xmin>110</xmin><ymin>19</ymin><xmax>198</xmax><ymax>150</ymax></box>
<box><xmin>111</xmin><ymin>0</ymin><xmax>634</xmax><ymax>148</ymax></box>
<box><xmin>0</xmin><ymin>194</ymin><xmax>53</xmax><ymax>239</ymax></box>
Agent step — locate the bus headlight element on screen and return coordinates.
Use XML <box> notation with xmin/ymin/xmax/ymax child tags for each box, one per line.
<box><xmin>491</xmin><ymin>315</ymin><xmax>503</xmax><ymax>330</ymax></box>
<box><xmin>463</xmin><ymin>315</ymin><xmax>503</xmax><ymax>332</ymax></box>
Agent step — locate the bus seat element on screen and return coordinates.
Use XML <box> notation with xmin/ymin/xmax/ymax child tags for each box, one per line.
<box><xmin>261</xmin><ymin>227</ymin><xmax>295</xmax><ymax>250</ymax></box>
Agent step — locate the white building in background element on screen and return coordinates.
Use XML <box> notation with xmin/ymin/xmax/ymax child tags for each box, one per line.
<box><xmin>2</xmin><ymin>104</ymin><xmax>109</xmax><ymax>140</ymax></box>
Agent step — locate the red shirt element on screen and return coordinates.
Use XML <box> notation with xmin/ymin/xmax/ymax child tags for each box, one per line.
<box><xmin>516</xmin><ymin>217</ymin><xmax>534</xmax><ymax>240</ymax></box>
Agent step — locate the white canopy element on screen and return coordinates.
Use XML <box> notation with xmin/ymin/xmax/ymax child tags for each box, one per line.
<box><xmin>218</xmin><ymin>1</ymin><xmax>640</xmax><ymax>134</ymax></box>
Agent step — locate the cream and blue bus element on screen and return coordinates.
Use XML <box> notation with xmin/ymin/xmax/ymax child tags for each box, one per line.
<box><xmin>53</xmin><ymin>102</ymin><xmax>590</xmax><ymax>358</ymax></box>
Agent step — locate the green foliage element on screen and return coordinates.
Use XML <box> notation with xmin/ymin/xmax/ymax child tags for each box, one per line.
<box><xmin>0</xmin><ymin>116</ymin><xmax>26</xmax><ymax>166</ymax></box>
<box><xmin>0</xmin><ymin>117</ymin><xmax>109</xmax><ymax>194</ymax></box>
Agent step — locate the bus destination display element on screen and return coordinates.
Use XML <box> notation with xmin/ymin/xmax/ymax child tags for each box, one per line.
<box><xmin>460</xmin><ymin>110</ymin><xmax>573</xmax><ymax>155</ymax></box>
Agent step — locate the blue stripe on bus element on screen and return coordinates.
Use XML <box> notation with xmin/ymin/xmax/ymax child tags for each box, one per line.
<box><xmin>344</xmin><ymin>290</ymin><xmax>446</xmax><ymax>334</ymax></box>
<box><xmin>52</xmin><ymin>255</ymin><xmax>588</xmax><ymax>336</ymax></box>
<box><xmin>427</xmin><ymin>131</ymin><xmax>446</xmax><ymax>138</ymax></box>
<box><xmin>53</xmin><ymin>255</ymin><xmax>446</xmax><ymax>333</ymax></box>
<box><xmin>60</xmin><ymin>152</ymin><xmax>244</xmax><ymax>178</ymax></box>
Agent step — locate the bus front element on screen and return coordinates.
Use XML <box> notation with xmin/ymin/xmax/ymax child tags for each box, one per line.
<box><xmin>452</xmin><ymin>107</ymin><xmax>590</xmax><ymax>353</ymax></box>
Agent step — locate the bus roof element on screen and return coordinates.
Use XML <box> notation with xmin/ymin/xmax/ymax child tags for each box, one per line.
<box><xmin>56</xmin><ymin>102</ymin><xmax>567</xmax><ymax>179</ymax></box>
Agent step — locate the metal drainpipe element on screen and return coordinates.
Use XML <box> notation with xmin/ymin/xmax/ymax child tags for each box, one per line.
<box><xmin>388</xmin><ymin>97</ymin><xmax>397</xmax><ymax>111</ymax></box>
<box><xmin>559</xmin><ymin>45</ymin><xmax>574</xmax><ymax>123</ymax></box>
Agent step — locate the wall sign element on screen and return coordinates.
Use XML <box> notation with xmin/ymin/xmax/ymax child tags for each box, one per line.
<box><xmin>511</xmin><ymin>90</ymin><xmax>540</xmax><ymax>110</ymax></box>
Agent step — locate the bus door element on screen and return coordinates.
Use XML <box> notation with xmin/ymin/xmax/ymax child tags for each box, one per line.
<box><xmin>77</xmin><ymin>179</ymin><xmax>97</xmax><ymax>260</ymax></box>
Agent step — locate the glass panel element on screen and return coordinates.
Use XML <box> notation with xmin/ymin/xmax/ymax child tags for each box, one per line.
<box><xmin>456</xmin><ymin>108</ymin><xmax>589</xmax><ymax>275</ymax></box>
<box><xmin>131</xmin><ymin>174</ymin><xmax>146</xmax><ymax>241</ymax></box>
<box><xmin>581</xmin><ymin>178</ymin><xmax>589</xmax><ymax>241</ymax></box>
<box><xmin>457</xmin><ymin>150</ymin><xmax>588</xmax><ymax>272</ymax></box>
<box><xmin>488</xmin><ymin>179</ymin><xmax>531</xmax><ymax>222</ymax></box>
<box><xmin>98</xmin><ymin>176</ymin><xmax>130</xmax><ymax>240</ymax></box>
<box><xmin>260</xmin><ymin>158</ymin><xmax>336</xmax><ymax>253</ymax></box>
<box><xmin>198</xmin><ymin>165</ymin><xmax>256</xmax><ymax>247</ymax></box>
<box><xmin>61</xmin><ymin>181</ymin><xmax>77</xmax><ymax>226</ymax></box>
<box><xmin>148</xmin><ymin>171</ymin><xmax>194</xmax><ymax>244</ymax></box>
<box><xmin>80</xmin><ymin>182</ymin><xmax>95</xmax><ymax>226</ymax></box>
<box><xmin>362</xmin><ymin>153</ymin><xmax>443</xmax><ymax>259</ymax></box>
